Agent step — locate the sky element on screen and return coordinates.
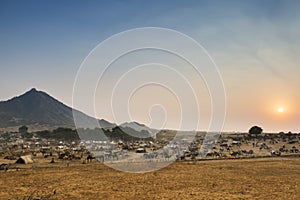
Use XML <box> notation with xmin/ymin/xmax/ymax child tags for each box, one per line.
<box><xmin>0</xmin><ymin>0</ymin><xmax>299</xmax><ymax>132</ymax></box>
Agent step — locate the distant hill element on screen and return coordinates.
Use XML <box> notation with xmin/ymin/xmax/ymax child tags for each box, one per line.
<box><xmin>0</xmin><ymin>88</ymin><xmax>115</xmax><ymax>129</ymax></box>
<box><xmin>0</xmin><ymin>88</ymin><xmax>158</xmax><ymax>139</ymax></box>
<box><xmin>120</xmin><ymin>122</ymin><xmax>157</xmax><ymax>138</ymax></box>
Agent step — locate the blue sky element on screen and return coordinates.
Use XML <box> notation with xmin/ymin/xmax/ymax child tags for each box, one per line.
<box><xmin>0</xmin><ymin>0</ymin><xmax>299</xmax><ymax>132</ymax></box>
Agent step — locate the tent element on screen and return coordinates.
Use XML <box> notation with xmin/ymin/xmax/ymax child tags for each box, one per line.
<box><xmin>16</xmin><ymin>155</ymin><xmax>34</xmax><ymax>164</ymax></box>
<box><xmin>136</xmin><ymin>148</ymin><xmax>146</xmax><ymax>153</ymax></box>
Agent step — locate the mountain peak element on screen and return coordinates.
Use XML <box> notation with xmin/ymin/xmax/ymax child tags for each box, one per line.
<box><xmin>18</xmin><ymin>88</ymin><xmax>49</xmax><ymax>100</ymax></box>
<box><xmin>0</xmin><ymin>88</ymin><xmax>116</xmax><ymax>129</ymax></box>
<box><xmin>29</xmin><ymin>88</ymin><xmax>38</xmax><ymax>92</ymax></box>
<box><xmin>25</xmin><ymin>88</ymin><xmax>41</xmax><ymax>95</ymax></box>
<box><xmin>0</xmin><ymin>88</ymin><xmax>73</xmax><ymax>127</ymax></box>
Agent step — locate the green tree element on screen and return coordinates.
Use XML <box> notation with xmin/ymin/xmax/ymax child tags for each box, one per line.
<box><xmin>19</xmin><ymin>125</ymin><xmax>28</xmax><ymax>134</ymax></box>
<box><xmin>249</xmin><ymin>126</ymin><xmax>263</xmax><ymax>135</ymax></box>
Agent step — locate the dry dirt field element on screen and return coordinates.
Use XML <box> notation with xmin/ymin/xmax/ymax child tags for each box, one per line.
<box><xmin>0</xmin><ymin>157</ymin><xmax>299</xmax><ymax>200</ymax></box>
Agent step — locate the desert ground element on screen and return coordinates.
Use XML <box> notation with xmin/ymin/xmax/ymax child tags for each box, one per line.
<box><xmin>0</xmin><ymin>157</ymin><xmax>299</xmax><ymax>200</ymax></box>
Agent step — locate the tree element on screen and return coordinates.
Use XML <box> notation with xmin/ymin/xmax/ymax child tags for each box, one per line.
<box><xmin>19</xmin><ymin>125</ymin><xmax>28</xmax><ymax>134</ymax></box>
<box><xmin>19</xmin><ymin>125</ymin><xmax>33</xmax><ymax>139</ymax></box>
<box><xmin>249</xmin><ymin>126</ymin><xmax>263</xmax><ymax>135</ymax></box>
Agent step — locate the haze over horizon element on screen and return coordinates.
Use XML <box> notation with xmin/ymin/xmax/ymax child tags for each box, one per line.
<box><xmin>1</xmin><ymin>1</ymin><xmax>299</xmax><ymax>133</ymax></box>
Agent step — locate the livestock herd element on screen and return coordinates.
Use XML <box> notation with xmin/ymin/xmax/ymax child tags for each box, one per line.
<box><xmin>0</xmin><ymin>132</ymin><xmax>299</xmax><ymax>171</ymax></box>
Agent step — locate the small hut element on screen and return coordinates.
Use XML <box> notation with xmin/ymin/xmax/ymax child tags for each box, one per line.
<box><xmin>16</xmin><ymin>155</ymin><xmax>34</xmax><ymax>164</ymax></box>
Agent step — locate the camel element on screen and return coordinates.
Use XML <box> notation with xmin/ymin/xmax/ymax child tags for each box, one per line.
<box><xmin>0</xmin><ymin>163</ymin><xmax>9</xmax><ymax>172</ymax></box>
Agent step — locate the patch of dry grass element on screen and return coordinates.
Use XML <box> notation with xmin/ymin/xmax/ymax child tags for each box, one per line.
<box><xmin>0</xmin><ymin>158</ymin><xmax>299</xmax><ymax>199</ymax></box>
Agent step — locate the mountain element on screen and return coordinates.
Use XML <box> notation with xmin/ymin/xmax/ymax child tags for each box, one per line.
<box><xmin>99</xmin><ymin>119</ymin><xmax>116</xmax><ymax>129</ymax></box>
<box><xmin>120</xmin><ymin>121</ymin><xmax>157</xmax><ymax>138</ymax></box>
<box><xmin>0</xmin><ymin>88</ymin><xmax>115</xmax><ymax>129</ymax></box>
<box><xmin>0</xmin><ymin>88</ymin><xmax>157</xmax><ymax>139</ymax></box>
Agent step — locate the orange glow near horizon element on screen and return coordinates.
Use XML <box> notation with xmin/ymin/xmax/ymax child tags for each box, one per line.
<box><xmin>262</xmin><ymin>101</ymin><xmax>290</xmax><ymax>122</ymax></box>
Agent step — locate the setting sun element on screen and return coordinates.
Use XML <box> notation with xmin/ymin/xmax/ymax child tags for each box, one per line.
<box><xmin>277</xmin><ymin>107</ymin><xmax>285</xmax><ymax>113</ymax></box>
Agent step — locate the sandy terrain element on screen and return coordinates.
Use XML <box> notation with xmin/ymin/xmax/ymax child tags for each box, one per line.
<box><xmin>0</xmin><ymin>157</ymin><xmax>299</xmax><ymax>200</ymax></box>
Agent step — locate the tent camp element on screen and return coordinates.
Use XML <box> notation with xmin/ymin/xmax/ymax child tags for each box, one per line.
<box><xmin>16</xmin><ymin>155</ymin><xmax>34</xmax><ymax>164</ymax></box>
